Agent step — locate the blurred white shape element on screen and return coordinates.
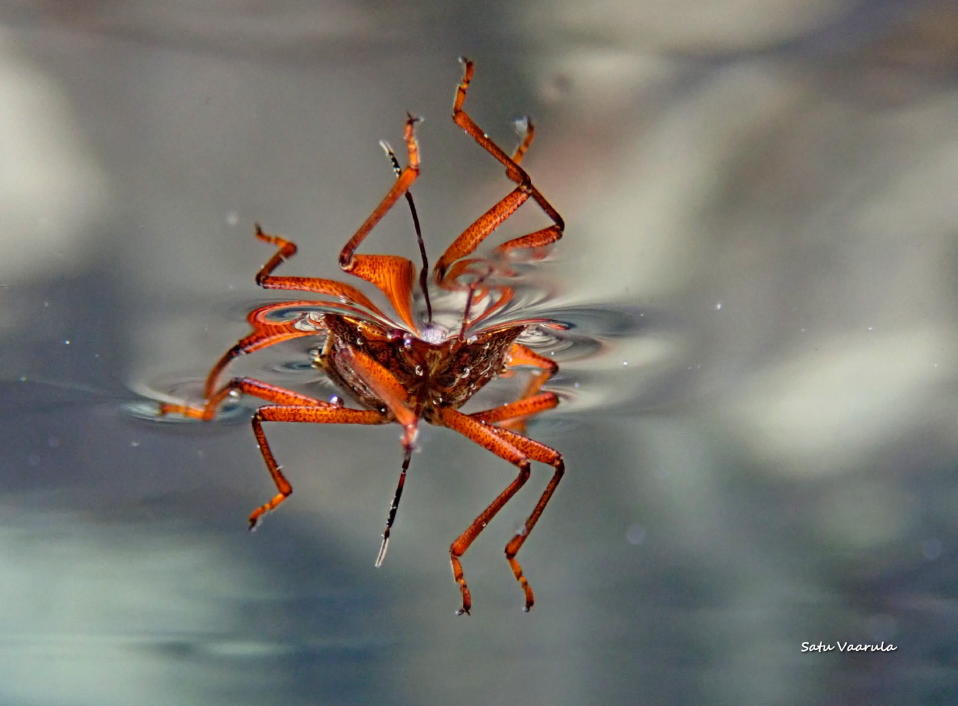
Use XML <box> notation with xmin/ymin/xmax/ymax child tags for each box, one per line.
<box><xmin>729</xmin><ymin>327</ymin><xmax>957</xmax><ymax>476</ymax></box>
<box><xmin>517</xmin><ymin>0</ymin><xmax>851</xmax><ymax>51</ymax></box>
<box><xmin>0</xmin><ymin>31</ymin><xmax>108</xmax><ymax>284</ymax></box>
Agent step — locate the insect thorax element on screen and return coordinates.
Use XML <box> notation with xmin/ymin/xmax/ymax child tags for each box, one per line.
<box><xmin>317</xmin><ymin>313</ymin><xmax>525</xmax><ymax>416</ymax></box>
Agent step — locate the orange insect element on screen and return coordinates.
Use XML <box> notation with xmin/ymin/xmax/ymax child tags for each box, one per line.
<box><xmin>160</xmin><ymin>58</ymin><xmax>565</xmax><ymax>614</ymax></box>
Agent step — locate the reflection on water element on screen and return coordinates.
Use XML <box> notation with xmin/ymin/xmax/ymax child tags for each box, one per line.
<box><xmin>3</xmin><ymin>1</ymin><xmax>958</xmax><ymax>704</ymax></box>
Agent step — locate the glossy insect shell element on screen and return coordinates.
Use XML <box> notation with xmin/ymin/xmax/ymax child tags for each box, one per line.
<box><xmin>318</xmin><ymin>313</ymin><xmax>525</xmax><ymax>421</ymax></box>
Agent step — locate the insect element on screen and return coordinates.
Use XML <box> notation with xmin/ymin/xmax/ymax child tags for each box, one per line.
<box><xmin>160</xmin><ymin>58</ymin><xmax>565</xmax><ymax>614</ymax></box>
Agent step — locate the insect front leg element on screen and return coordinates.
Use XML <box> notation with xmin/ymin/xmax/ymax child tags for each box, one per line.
<box><xmin>443</xmin><ymin>57</ymin><xmax>564</xmax><ymax>277</ymax></box>
<box><xmin>335</xmin><ymin>115</ymin><xmax>422</xmax><ymax>331</ymax></box>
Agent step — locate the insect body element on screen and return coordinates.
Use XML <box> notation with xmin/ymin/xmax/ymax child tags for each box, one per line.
<box><xmin>161</xmin><ymin>58</ymin><xmax>565</xmax><ymax>614</ymax></box>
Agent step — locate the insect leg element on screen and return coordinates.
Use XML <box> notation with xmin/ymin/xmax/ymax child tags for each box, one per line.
<box><xmin>335</xmin><ymin>115</ymin><xmax>422</xmax><ymax>331</ymax></box>
<box><xmin>469</xmin><ymin>391</ymin><xmax>558</xmax><ymax>426</ymax></box>
<box><xmin>450</xmin><ymin>58</ymin><xmax>564</xmax><ymax>227</ymax></box>
<box><xmin>252</xmin><ymin>225</ymin><xmax>389</xmax><ymax>319</ymax></box>
<box><xmin>249</xmin><ymin>404</ymin><xmax>387</xmax><ymax>529</ymax></box>
<box><xmin>510</xmin><ymin>117</ymin><xmax>535</xmax><ymax>165</ymax></box>
<box><xmin>436</xmin><ymin>407</ymin><xmax>533</xmax><ymax>615</ymax></box>
<box><xmin>434</xmin><ymin>187</ymin><xmax>530</xmax><ymax>284</ymax></box>
<box><xmin>481</xmin><ymin>343</ymin><xmax>559</xmax><ymax>434</ymax></box>
<box><xmin>160</xmin><ymin>376</ymin><xmax>334</xmax><ymax>421</ymax></box>
<box><xmin>478</xmin><ymin>423</ymin><xmax>564</xmax><ymax>612</ymax></box>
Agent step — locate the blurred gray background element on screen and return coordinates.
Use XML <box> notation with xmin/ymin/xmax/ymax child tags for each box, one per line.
<box><xmin>1</xmin><ymin>1</ymin><xmax>957</xmax><ymax>704</ymax></box>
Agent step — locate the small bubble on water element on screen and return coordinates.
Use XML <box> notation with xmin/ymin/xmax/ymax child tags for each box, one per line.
<box><xmin>63</xmin><ymin>339</ymin><xmax>71</xmax><ymax>345</ymax></box>
<box><xmin>714</xmin><ymin>302</ymin><xmax>723</xmax><ymax>311</ymax></box>
<box><xmin>225</xmin><ymin>211</ymin><xmax>239</xmax><ymax>226</ymax></box>
<box><xmin>625</xmin><ymin>524</ymin><xmax>646</xmax><ymax>545</ymax></box>
<box><xmin>622</xmin><ymin>361</ymin><xmax>629</xmax><ymax>366</ymax></box>
<box><xmin>130</xmin><ymin>440</ymin><xmax>141</xmax><ymax>448</ymax></box>
<box><xmin>47</xmin><ymin>436</ymin><xmax>60</xmax><ymax>448</ymax></box>
<box><xmin>573</xmin><ymin>381</ymin><xmax>580</xmax><ymax>389</ymax></box>
<box><xmin>866</xmin><ymin>326</ymin><xmax>874</xmax><ymax>332</ymax></box>
<box><xmin>18</xmin><ymin>375</ymin><xmax>27</xmax><ymax>383</ymax></box>
<box><xmin>27</xmin><ymin>454</ymin><xmax>41</xmax><ymax>467</ymax></box>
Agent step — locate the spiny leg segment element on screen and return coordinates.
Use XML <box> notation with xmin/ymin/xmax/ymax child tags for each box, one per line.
<box><xmin>437</xmin><ymin>406</ymin><xmax>563</xmax><ymax>614</ymax></box>
<box><xmin>434</xmin><ymin>57</ymin><xmax>564</xmax><ymax>287</ymax></box>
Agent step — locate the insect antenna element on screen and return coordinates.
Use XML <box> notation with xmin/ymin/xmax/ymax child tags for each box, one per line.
<box><xmin>380</xmin><ymin>130</ymin><xmax>433</xmax><ymax>326</ymax></box>
<box><xmin>374</xmin><ymin>444</ymin><xmax>413</xmax><ymax>567</ymax></box>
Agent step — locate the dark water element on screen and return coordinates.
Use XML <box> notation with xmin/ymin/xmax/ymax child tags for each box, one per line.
<box><xmin>2</xmin><ymin>3</ymin><xmax>958</xmax><ymax>704</ymax></box>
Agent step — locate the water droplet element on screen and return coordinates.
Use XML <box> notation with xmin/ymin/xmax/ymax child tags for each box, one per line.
<box><xmin>467</xmin><ymin>335</ymin><xmax>479</xmax><ymax>344</ymax></box>
<box><xmin>622</xmin><ymin>361</ymin><xmax>629</xmax><ymax>366</ymax></box>
<box><xmin>625</xmin><ymin>524</ymin><xmax>646</xmax><ymax>545</ymax></box>
<box><xmin>355</xmin><ymin>337</ymin><xmax>364</xmax><ymax>346</ymax></box>
<box><xmin>63</xmin><ymin>339</ymin><xmax>71</xmax><ymax>345</ymax></box>
<box><xmin>225</xmin><ymin>210</ymin><xmax>239</xmax><ymax>226</ymax></box>
<box><xmin>921</xmin><ymin>538</ymin><xmax>942</xmax><ymax>560</ymax></box>
<box><xmin>866</xmin><ymin>326</ymin><xmax>874</xmax><ymax>332</ymax></box>
<box><xmin>403</xmin><ymin>335</ymin><xmax>413</xmax><ymax>349</ymax></box>
<box><xmin>714</xmin><ymin>302</ymin><xmax>723</xmax><ymax>311</ymax></box>
<box><xmin>130</xmin><ymin>440</ymin><xmax>141</xmax><ymax>448</ymax></box>
<box><xmin>329</xmin><ymin>395</ymin><xmax>343</xmax><ymax>407</ymax></box>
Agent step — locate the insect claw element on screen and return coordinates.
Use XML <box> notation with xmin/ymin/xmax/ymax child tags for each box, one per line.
<box><xmin>374</xmin><ymin>533</ymin><xmax>390</xmax><ymax>568</ymax></box>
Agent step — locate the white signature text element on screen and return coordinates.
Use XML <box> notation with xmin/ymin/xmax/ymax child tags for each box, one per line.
<box><xmin>801</xmin><ymin>641</ymin><xmax>897</xmax><ymax>653</ymax></box>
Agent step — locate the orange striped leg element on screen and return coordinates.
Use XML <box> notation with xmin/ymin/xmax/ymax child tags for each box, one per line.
<box><xmin>495</xmin><ymin>343</ymin><xmax>560</xmax><ymax>433</ymax></box>
<box><xmin>249</xmin><ymin>404</ymin><xmax>386</xmax><ymax>529</ymax></box>
<box><xmin>481</xmin><ymin>423</ymin><xmax>564</xmax><ymax>611</ymax></box>
<box><xmin>335</xmin><ymin>115</ymin><xmax>422</xmax><ymax>331</ymax></box>
<box><xmin>252</xmin><ymin>225</ymin><xmax>388</xmax><ymax>320</ymax></box>
<box><xmin>510</xmin><ymin>116</ymin><xmax>535</xmax><ymax>164</ymax></box>
<box><xmin>159</xmin><ymin>376</ymin><xmax>330</xmax><ymax>421</ymax></box>
<box><xmin>447</xmin><ymin>57</ymin><xmax>564</xmax><ymax>257</ymax></box>
<box><xmin>470</xmin><ymin>391</ymin><xmax>558</xmax><ymax>426</ymax></box>
<box><xmin>437</xmin><ymin>407</ymin><xmax>533</xmax><ymax>615</ymax></box>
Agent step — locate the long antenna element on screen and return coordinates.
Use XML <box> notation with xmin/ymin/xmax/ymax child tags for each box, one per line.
<box><xmin>375</xmin><ymin>445</ymin><xmax>412</xmax><ymax>567</ymax></box>
<box><xmin>380</xmin><ymin>134</ymin><xmax>433</xmax><ymax>325</ymax></box>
